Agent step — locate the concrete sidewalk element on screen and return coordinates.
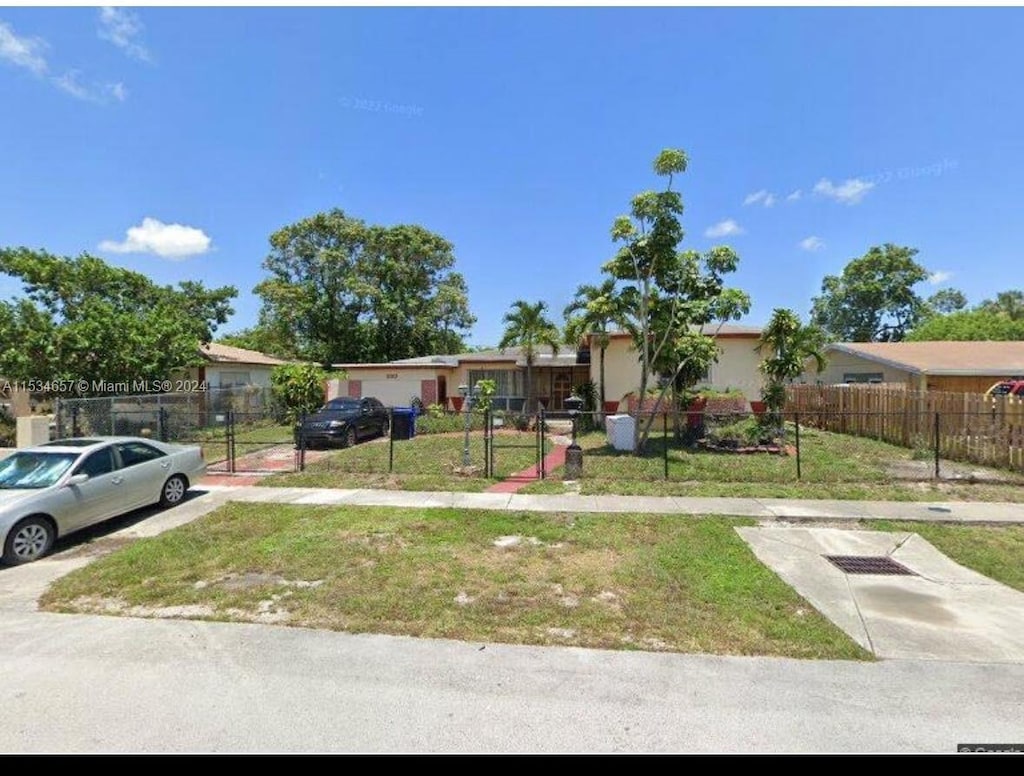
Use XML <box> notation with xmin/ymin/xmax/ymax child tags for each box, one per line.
<box><xmin>199</xmin><ymin>483</ymin><xmax>1024</xmax><ymax>523</ymax></box>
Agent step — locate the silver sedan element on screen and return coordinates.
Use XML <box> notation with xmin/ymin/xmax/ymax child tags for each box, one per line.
<box><xmin>0</xmin><ymin>437</ymin><xmax>207</xmax><ymax>565</ymax></box>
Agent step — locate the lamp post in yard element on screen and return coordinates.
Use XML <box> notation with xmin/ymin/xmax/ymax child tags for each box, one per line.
<box><xmin>459</xmin><ymin>383</ymin><xmax>480</xmax><ymax>469</ymax></box>
<box><xmin>564</xmin><ymin>394</ymin><xmax>584</xmax><ymax>479</ymax></box>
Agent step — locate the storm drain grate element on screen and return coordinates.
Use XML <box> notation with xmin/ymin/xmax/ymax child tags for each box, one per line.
<box><xmin>824</xmin><ymin>555</ymin><xmax>916</xmax><ymax>576</ymax></box>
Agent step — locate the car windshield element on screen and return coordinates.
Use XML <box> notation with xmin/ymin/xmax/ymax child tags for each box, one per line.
<box><xmin>322</xmin><ymin>399</ymin><xmax>360</xmax><ymax>412</ymax></box>
<box><xmin>0</xmin><ymin>451</ymin><xmax>79</xmax><ymax>490</ymax></box>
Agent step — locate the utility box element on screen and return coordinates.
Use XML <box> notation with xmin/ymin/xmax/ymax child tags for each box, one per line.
<box><xmin>605</xmin><ymin>414</ymin><xmax>635</xmax><ymax>452</ymax></box>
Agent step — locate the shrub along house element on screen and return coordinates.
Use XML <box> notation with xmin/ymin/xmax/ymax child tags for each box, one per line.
<box><xmin>327</xmin><ymin>323</ymin><xmax>765</xmax><ymax>412</ymax></box>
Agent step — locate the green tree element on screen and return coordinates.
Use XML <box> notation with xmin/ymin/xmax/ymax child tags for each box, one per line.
<box><xmin>270</xmin><ymin>363</ymin><xmax>329</xmax><ymax>423</ymax></box>
<box><xmin>810</xmin><ymin>244</ymin><xmax>929</xmax><ymax>342</ymax></box>
<box><xmin>757</xmin><ymin>309</ymin><xmax>828</xmax><ymax>428</ymax></box>
<box><xmin>216</xmin><ymin>326</ymin><xmax>295</xmax><ymax>359</ymax></box>
<box><xmin>907</xmin><ymin>310</ymin><xmax>1024</xmax><ymax>341</ymax></box>
<box><xmin>253</xmin><ymin>209</ymin><xmax>475</xmax><ymax>366</ymax></box>
<box><xmin>602</xmin><ymin>148</ymin><xmax>750</xmax><ymax>452</ymax></box>
<box><xmin>978</xmin><ymin>290</ymin><xmax>1024</xmax><ymax>321</ymax></box>
<box><xmin>498</xmin><ymin>300</ymin><xmax>561</xmax><ymax>412</ymax></box>
<box><xmin>925</xmin><ymin>288</ymin><xmax>968</xmax><ymax>316</ymax></box>
<box><xmin>564</xmin><ymin>278</ymin><xmax>620</xmax><ymax>415</ymax></box>
<box><xmin>0</xmin><ymin>248</ymin><xmax>235</xmax><ymax>393</ymax></box>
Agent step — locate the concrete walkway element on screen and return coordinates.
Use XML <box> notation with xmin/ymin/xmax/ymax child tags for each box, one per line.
<box><xmin>200</xmin><ymin>483</ymin><xmax>1024</xmax><ymax>524</ymax></box>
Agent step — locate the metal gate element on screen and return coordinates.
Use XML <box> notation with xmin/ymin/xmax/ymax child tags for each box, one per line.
<box><xmin>485</xmin><ymin>409</ymin><xmax>545</xmax><ymax>479</ymax></box>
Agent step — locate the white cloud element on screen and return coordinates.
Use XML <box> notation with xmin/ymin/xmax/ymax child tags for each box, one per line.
<box><xmin>704</xmin><ymin>219</ymin><xmax>744</xmax><ymax>238</ymax></box>
<box><xmin>99</xmin><ymin>218</ymin><xmax>212</xmax><ymax>259</ymax></box>
<box><xmin>51</xmin><ymin>70</ymin><xmax>127</xmax><ymax>104</ymax></box>
<box><xmin>927</xmin><ymin>270</ymin><xmax>953</xmax><ymax>285</ymax></box>
<box><xmin>799</xmin><ymin>236</ymin><xmax>825</xmax><ymax>252</ymax></box>
<box><xmin>0</xmin><ymin>20</ymin><xmax>48</xmax><ymax>75</ymax></box>
<box><xmin>786</xmin><ymin>189</ymin><xmax>802</xmax><ymax>202</ymax></box>
<box><xmin>813</xmin><ymin>177</ymin><xmax>875</xmax><ymax>205</ymax></box>
<box><xmin>52</xmin><ymin>70</ymin><xmax>93</xmax><ymax>100</ymax></box>
<box><xmin>98</xmin><ymin>7</ymin><xmax>151</xmax><ymax>62</ymax></box>
<box><xmin>743</xmin><ymin>189</ymin><xmax>776</xmax><ymax>207</ymax></box>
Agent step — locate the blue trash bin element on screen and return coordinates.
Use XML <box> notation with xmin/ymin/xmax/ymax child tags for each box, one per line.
<box><xmin>391</xmin><ymin>407</ymin><xmax>415</xmax><ymax>440</ymax></box>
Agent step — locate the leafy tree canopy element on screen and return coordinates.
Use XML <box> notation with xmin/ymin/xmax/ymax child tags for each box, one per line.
<box><xmin>906</xmin><ymin>310</ymin><xmax>1024</xmax><ymax>341</ymax></box>
<box><xmin>602</xmin><ymin>148</ymin><xmax>751</xmax><ymax>451</ymax></box>
<box><xmin>978</xmin><ymin>290</ymin><xmax>1024</xmax><ymax>321</ymax></box>
<box><xmin>0</xmin><ymin>247</ymin><xmax>235</xmax><ymax>394</ymax></box>
<box><xmin>253</xmin><ymin>209</ymin><xmax>475</xmax><ymax>366</ymax></box>
<box><xmin>925</xmin><ymin>288</ymin><xmax>968</xmax><ymax>316</ymax></box>
<box><xmin>810</xmin><ymin>244</ymin><xmax>929</xmax><ymax>342</ymax></box>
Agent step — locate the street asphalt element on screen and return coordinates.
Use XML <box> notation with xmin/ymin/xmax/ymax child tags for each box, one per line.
<box><xmin>0</xmin><ymin>483</ymin><xmax>1021</xmax><ymax>753</ymax></box>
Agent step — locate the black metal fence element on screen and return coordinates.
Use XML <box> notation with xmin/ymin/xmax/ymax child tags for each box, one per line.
<box><xmin>537</xmin><ymin>409</ymin><xmax>1024</xmax><ymax>485</ymax></box>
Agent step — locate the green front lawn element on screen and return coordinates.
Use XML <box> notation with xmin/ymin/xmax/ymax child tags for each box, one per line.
<box><xmin>41</xmin><ymin>504</ymin><xmax>869</xmax><ymax>660</ymax></box>
<box><xmin>520</xmin><ymin>426</ymin><xmax>1024</xmax><ymax>502</ymax></box>
<box><xmin>262</xmin><ymin>431</ymin><xmax>548</xmax><ymax>491</ymax></box>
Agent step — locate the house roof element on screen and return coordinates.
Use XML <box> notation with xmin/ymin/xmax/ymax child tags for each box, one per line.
<box><xmin>201</xmin><ymin>343</ymin><xmax>289</xmax><ymax>367</ymax></box>
<box><xmin>827</xmin><ymin>341</ymin><xmax>1024</xmax><ymax>376</ymax></box>
<box><xmin>338</xmin><ymin>345</ymin><xmax>581</xmax><ymax>371</ymax></box>
<box><xmin>601</xmin><ymin>323</ymin><xmax>763</xmax><ymax>340</ymax></box>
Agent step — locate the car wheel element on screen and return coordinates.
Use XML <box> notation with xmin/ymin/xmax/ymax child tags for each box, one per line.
<box><xmin>380</xmin><ymin>418</ymin><xmax>390</xmax><ymax>438</ymax></box>
<box><xmin>159</xmin><ymin>475</ymin><xmax>188</xmax><ymax>508</ymax></box>
<box><xmin>344</xmin><ymin>427</ymin><xmax>357</xmax><ymax>448</ymax></box>
<box><xmin>3</xmin><ymin>516</ymin><xmax>55</xmax><ymax>565</ymax></box>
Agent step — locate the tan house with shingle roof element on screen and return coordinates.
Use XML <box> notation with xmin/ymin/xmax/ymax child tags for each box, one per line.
<box><xmin>810</xmin><ymin>341</ymin><xmax>1024</xmax><ymax>394</ymax></box>
<box><xmin>187</xmin><ymin>343</ymin><xmax>289</xmax><ymax>390</ymax></box>
<box><xmin>329</xmin><ymin>323</ymin><xmax>766</xmax><ymax>411</ymax></box>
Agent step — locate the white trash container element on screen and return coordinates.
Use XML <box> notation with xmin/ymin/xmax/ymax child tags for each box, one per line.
<box><xmin>605</xmin><ymin>414</ymin><xmax>635</xmax><ymax>452</ymax></box>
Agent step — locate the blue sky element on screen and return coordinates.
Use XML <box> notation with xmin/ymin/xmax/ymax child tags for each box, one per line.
<box><xmin>1</xmin><ymin>7</ymin><xmax>1022</xmax><ymax>348</ymax></box>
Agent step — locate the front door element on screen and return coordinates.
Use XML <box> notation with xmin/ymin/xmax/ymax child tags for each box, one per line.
<box><xmin>552</xmin><ymin>372</ymin><xmax>573</xmax><ymax>411</ymax></box>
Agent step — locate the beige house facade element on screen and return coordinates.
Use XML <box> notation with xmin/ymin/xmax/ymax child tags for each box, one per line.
<box><xmin>330</xmin><ymin>323</ymin><xmax>765</xmax><ymax>411</ymax></box>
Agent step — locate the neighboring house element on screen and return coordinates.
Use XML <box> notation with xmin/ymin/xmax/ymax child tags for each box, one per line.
<box><xmin>328</xmin><ymin>323</ymin><xmax>765</xmax><ymax>410</ymax></box>
<box><xmin>807</xmin><ymin>341</ymin><xmax>1024</xmax><ymax>394</ymax></box>
<box><xmin>185</xmin><ymin>343</ymin><xmax>290</xmax><ymax>390</ymax></box>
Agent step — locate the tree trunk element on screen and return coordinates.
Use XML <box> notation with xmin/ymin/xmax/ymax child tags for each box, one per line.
<box><xmin>526</xmin><ymin>362</ymin><xmax>533</xmax><ymax>414</ymax></box>
<box><xmin>599</xmin><ymin>346</ymin><xmax>607</xmax><ymax>417</ymax></box>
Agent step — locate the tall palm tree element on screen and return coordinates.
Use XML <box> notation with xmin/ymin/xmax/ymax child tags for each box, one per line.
<box><xmin>564</xmin><ymin>279</ymin><xmax>620</xmax><ymax>414</ymax></box>
<box><xmin>757</xmin><ymin>308</ymin><xmax>828</xmax><ymax>428</ymax></box>
<box><xmin>499</xmin><ymin>300</ymin><xmax>561</xmax><ymax>412</ymax></box>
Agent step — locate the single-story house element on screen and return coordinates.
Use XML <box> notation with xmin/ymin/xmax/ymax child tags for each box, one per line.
<box><xmin>807</xmin><ymin>341</ymin><xmax>1024</xmax><ymax>394</ymax></box>
<box><xmin>187</xmin><ymin>343</ymin><xmax>290</xmax><ymax>390</ymax></box>
<box><xmin>328</xmin><ymin>323</ymin><xmax>766</xmax><ymax>411</ymax></box>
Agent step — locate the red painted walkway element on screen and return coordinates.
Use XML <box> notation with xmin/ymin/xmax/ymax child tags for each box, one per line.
<box><xmin>486</xmin><ymin>443</ymin><xmax>567</xmax><ymax>494</ymax></box>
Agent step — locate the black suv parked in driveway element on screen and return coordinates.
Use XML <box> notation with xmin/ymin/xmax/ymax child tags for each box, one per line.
<box><xmin>295</xmin><ymin>397</ymin><xmax>390</xmax><ymax>448</ymax></box>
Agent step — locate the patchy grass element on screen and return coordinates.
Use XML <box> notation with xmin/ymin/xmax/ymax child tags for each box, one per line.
<box><xmin>196</xmin><ymin>422</ymin><xmax>294</xmax><ymax>465</ymax></box>
<box><xmin>41</xmin><ymin>504</ymin><xmax>869</xmax><ymax>660</ymax></box>
<box><xmin>867</xmin><ymin>521</ymin><xmax>1024</xmax><ymax>592</ymax></box>
<box><xmin>522</xmin><ymin>477</ymin><xmax>1024</xmax><ymax>502</ymax></box>
<box><xmin>262</xmin><ymin>431</ymin><xmax>547</xmax><ymax>491</ymax></box>
<box><xmin>520</xmin><ymin>426</ymin><xmax>1024</xmax><ymax>502</ymax></box>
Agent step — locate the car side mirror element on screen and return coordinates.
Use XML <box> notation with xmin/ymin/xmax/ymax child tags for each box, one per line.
<box><xmin>65</xmin><ymin>473</ymin><xmax>89</xmax><ymax>487</ymax></box>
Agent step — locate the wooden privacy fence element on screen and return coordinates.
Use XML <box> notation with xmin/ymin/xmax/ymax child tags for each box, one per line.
<box><xmin>785</xmin><ymin>384</ymin><xmax>1024</xmax><ymax>472</ymax></box>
